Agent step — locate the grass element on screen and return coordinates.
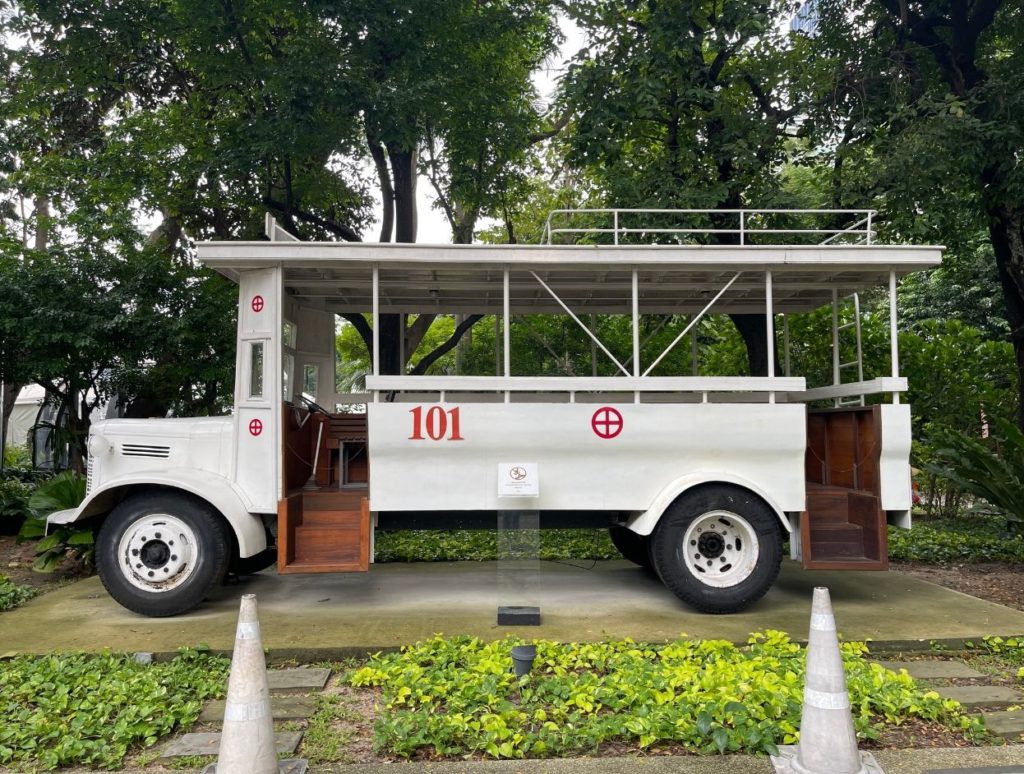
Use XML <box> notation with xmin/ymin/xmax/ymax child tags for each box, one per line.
<box><xmin>302</xmin><ymin>692</ymin><xmax>361</xmax><ymax>764</ymax></box>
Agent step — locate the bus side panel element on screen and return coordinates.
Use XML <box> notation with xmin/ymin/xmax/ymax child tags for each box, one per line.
<box><xmin>368</xmin><ymin>402</ymin><xmax>806</xmax><ymax>513</ymax></box>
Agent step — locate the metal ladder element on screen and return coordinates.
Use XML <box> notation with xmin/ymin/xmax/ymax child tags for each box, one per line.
<box><xmin>835</xmin><ymin>293</ymin><xmax>865</xmax><ymax>407</ymax></box>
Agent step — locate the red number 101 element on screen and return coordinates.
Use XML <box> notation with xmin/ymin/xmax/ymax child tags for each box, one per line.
<box><xmin>409</xmin><ymin>406</ymin><xmax>464</xmax><ymax>441</ymax></box>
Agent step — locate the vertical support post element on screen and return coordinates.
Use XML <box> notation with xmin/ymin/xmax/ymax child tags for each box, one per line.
<box><xmin>372</xmin><ymin>265</ymin><xmax>380</xmax><ymax>402</ymax></box>
<box><xmin>890</xmin><ymin>270</ymin><xmax>900</xmax><ymax>404</ymax></box>
<box><xmin>398</xmin><ymin>313</ymin><xmax>405</xmax><ymax>374</ymax></box>
<box><xmin>590</xmin><ymin>314</ymin><xmax>598</xmax><ymax>377</ymax></box>
<box><xmin>740</xmin><ymin>210</ymin><xmax>746</xmax><ymax>246</ymax></box>
<box><xmin>503</xmin><ymin>268</ymin><xmax>511</xmax><ymax>403</ymax></box>
<box><xmin>831</xmin><ymin>289</ymin><xmax>840</xmax><ymax>385</ymax></box>
<box><xmin>867</xmin><ymin>211</ymin><xmax>874</xmax><ymax>245</ymax></box>
<box><xmin>613</xmin><ymin>210</ymin><xmax>619</xmax><ymax>245</ymax></box>
<box><xmin>690</xmin><ymin>318</ymin><xmax>699</xmax><ymax>376</ymax></box>
<box><xmin>632</xmin><ymin>268</ymin><xmax>640</xmax><ymax>404</ymax></box>
<box><xmin>783</xmin><ymin>314</ymin><xmax>791</xmax><ymax>377</ymax></box>
<box><xmin>766</xmin><ymin>270</ymin><xmax>775</xmax><ymax>404</ymax></box>
<box><xmin>494</xmin><ymin>314</ymin><xmax>501</xmax><ymax>376</ymax></box>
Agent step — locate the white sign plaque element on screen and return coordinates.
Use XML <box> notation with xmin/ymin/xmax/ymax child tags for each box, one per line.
<box><xmin>497</xmin><ymin>462</ymin><xmax>539</xmax><ymax>497</ymax></box>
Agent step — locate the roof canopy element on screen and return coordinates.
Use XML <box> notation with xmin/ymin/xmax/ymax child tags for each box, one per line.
<box><xmin>196</xmin><ymin>241</ymin><xmax>942</xmax><ymax>316</ymax></box>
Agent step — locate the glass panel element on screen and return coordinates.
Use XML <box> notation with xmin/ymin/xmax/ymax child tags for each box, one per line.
<box><xmin>283</xmin><ymin>320</ymin><xmax>297</xmax><ymax>349</ymax></box>
<box><xmin>283</xmin><ymin>353</ymin><xmax>294</xmax><ymax>401</ymax></box>
<box><xmin>303</xmin><ymin>364</ymin><xmax>319</xmax><ymax>399</ymax></box>
<box><xmin>249</xmin><ymin>342</ymin><xmax>264</xmax><ymax>399</ymax></box>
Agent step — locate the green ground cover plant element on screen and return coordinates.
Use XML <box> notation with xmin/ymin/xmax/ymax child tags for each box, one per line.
<box><xmin>374</xmin><ymin>529</ymin><xmax>619</xmax><ymax>563</ymax></box>
<box><xmin>0</xmin><ymin>573</ymin><xmax>35</xmax><ymax>611</ymax></box>
<box><xmin>348</xmin><ymin>632</ymin><xmax>979</xmax><ymax>760</ymax></box>
<box><xmin>0</xmin><ymin>648</ymin><xmax>229</xmax><ymax>770</ymax></box>
<box><xmin>887</xmin><ymin>517</ymin><xmax>1024</xmax><ymax>563</ymax></box>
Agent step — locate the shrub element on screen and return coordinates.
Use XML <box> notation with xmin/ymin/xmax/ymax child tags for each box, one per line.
<box><xmin>888</xmin><ymin>518</ymin><xmax>1024</xmax><ymax>563</ymax></box>
<box><xmin>0</xmin><ymin>648</ymin><xmax>229</xmax><ymax>770</ymax></box>
<box><xmin>0</xmin><ymin>574</ymin><xmax>35</xmax><ymax>611</ymax></box>
<box><xmin>348</xmin><ymin>632</ymin><xmax>978</xmax><ymax>759</ymax></box>
<box><xmin>17</xmin><ymin>471</ymin><xmax>92</xmax><ymax>571</ymax></box>
<box><xmin>926</xmin><ymin>417</ymin><xmax>1024</xmax><ymax>527</ymax></box>
<box><xmin>375</xmin><ymin>529</ymin><xmax>619</xmax><ymax>563</ymax></box>
<box><xmin>0</xmin><ymin>477</ymin><xmax>34</xmax><ymax>535</ymax></box>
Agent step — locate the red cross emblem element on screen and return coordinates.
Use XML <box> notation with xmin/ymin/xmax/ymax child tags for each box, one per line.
<box><xmin>248</xmin><ymin>418</ymin><xmax>263</xmax><ymax>436</ymax></box>
<box><xmin>591</xmin><ymin>406</ymin><xmax>623</xmax><ymax>439</ymax></box>
<box><xmin>251</xmin><ymin>295</ymin><xmax>265</xmax><ymax>313</ymax></box>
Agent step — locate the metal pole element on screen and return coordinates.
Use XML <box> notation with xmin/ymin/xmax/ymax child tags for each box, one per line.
<box><xmin>890</xmin><ymin>270</ymin><xmax>900</xmax><ymax>404</ymax></box>
<box><xmin>495</xmin><ymin>314</ymin><xmax>501</xmax><ymax>376</ymax></box>
<box><xmin>765</xmin><ymin>270</ymin><xmax>775</xmax><ymax>404</ymax></box>
<box><xmin>503</xmin><ymin>268</ymin><xmax>511</xmax><ymax>402</ymax></box>
<box><xmin>0</xmin><ymin>381</ymin><xmax>6</xmax><ymax>474</ymax></box>
<box><xmin>372</xmin><ymin>266</ymin><xmax>380</xmax><ymax>402</ymax></box>
<box><xmin>690</xmin><ymin>320</ymin><xmax>699</xmax><ymax>376</ymax></box>
<box><xmin>831</xmin><ymin>288</ymin><xmax>840</xmax><ymax>386</ymax></box>
<box><xmin>632</xmin><ymin>270</ymin><xmax>640</xmax><ymax>377</ymax></box>
<box><xmin>783</xmin><ymin>314</ymin><xmax>791</xmax><ymax>377</ymax></box>
<box><xmin>590</xmin><ymin>314</ymin><xmax>598</xmax><ymax>377</ymax></box>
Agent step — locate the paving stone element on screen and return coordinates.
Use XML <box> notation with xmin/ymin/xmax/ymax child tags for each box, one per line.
<box><xmin>925</xmin><ymin>768</ymin><xmax>1024</xmax><ymax>773</ymax></box>
<box><xmin>199</xmin><ymin>694</ymin><xmax>316</xmax><ymax>723</ymax></box>
<box><xmin>934</xmin><ymin>685</ymin><xmax>1023</xmax><ymax>708</ymax></box>
<box><xmin>873</xmin><ymin>659</ymin><xmax>986</xmax><ymax>680</ymax></box>
<box><xmin>202</xmin><ymin>761</ymin><xmax>307</xmax><ymax>774</ymax></box>
<box><xmin>160</xmin><ymin>730</ymin><xmax>302</xmax><ymax>758</ymax></box>
<box><xmin>267</xmin><ymin>667</ymin><xmax>331</xmax><ymax>693</ymax></box>
<box><xmin>979</xmin><ymin>709</ymin><xmax>1024</xmax><ymax>741</ymax></box>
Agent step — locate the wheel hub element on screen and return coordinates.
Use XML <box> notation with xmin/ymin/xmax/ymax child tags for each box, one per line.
<box><xmin>697</xmin><ymin>531</ymin><xmax>725</xmax><ymax>558</ymax></box>
<box><xmin>681</xmin><ymin>509</ymin><xmax>760</xmax><ymax>588</ymax></box>
<box><xmin>117</xmin><ymin>514</ymin><xmax>196</xmax><ymax>592</ymax></box>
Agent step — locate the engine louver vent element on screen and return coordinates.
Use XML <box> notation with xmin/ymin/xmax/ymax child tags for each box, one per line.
<box><xmin>121</xmin><ymin>444</ymin><xmax>171</xmax><ymax>459</ymax></box>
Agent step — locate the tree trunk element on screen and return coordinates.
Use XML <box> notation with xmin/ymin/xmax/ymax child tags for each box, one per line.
<box><xmin>730</xmin><ymin>313</ymin><xmax>782</xmax><ymax>377</ymax></box>
<box><xmin>1</xmin><ymin>381</ymin><xmax>20</xmax><ymax>453</ymax></box>
<box><xmin>987</xmin><ymin>201</ymin><xmax>1024</xmax><ymax>428</ymax></box>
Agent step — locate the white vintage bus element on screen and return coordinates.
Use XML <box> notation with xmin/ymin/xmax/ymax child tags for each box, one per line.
<box><xmin>48</xmin><ymin>209</ymin><xmax>940</xmax><ymax>617</ymax></box>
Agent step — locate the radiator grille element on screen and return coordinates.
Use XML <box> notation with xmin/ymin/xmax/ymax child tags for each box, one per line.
<box><xmin>121</xmin><ymin>443</ymin><xmax>171</xmax><ymax>459</ymax></box>
<box><xmin>86</xmin><ymin>455</ymin><xmax>95</xmax><ymax>495</ymax></box>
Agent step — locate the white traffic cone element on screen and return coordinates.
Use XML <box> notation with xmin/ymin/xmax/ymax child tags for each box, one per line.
<box><xmin>204</xmin><ymin>594</ymin><xmax>307</xmax><ymax>774</ymax></box>
<box><xmin>771</xmin><ymin>587</ymin><xmax>884</xmax><ymax>774</ymax></box>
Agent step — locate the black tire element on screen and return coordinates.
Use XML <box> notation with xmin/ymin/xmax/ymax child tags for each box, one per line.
<box><xmin>608</xmin><ymin>525</ymin><xmax>653</xmax><ymax>569</ymax></box>
<box><xmin>649</xmin><ymin>484</ymin><xmax>782</xmax><ymax>614</ymax></box>
<box><xmin>96</xmin><ymin>491</ymin><xmax>231</xmax><ymax>617</ymax></box>
<box><xmin>230</xmin><ymin>548</ymin><xmax>278</xmax><ymax>576</ymax></box>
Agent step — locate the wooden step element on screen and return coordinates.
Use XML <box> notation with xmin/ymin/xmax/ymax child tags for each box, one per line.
<box><xmin>292</xmin><ymin>523</ymin><xmax>362</xmax><ymax>564</ymax></box>
<box><xmin>801</xmin><ymin>484</ymin><xmax>887</xmax><ymax>570</ymax></box>
<box><xmin>277</xmin><ymin>494</ymin><xmax>370</xmax><ymax>574</ymax></box>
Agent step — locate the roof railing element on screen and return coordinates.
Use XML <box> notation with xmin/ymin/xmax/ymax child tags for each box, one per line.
<box><xmin>541</xmin><ymin>208</ymin><xmax>877</xmax><ymax>247</ymax></box>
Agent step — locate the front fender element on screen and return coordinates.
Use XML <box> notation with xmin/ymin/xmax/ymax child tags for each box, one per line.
<box><xmin>46</xmin><ymin>470</ymin><xmax>267</xmax><ymax>558</ymax></box>
<box><xmin>625</xmin><ymin>472</ymin><xmax>795</xmax><ymax>536</ymax></box>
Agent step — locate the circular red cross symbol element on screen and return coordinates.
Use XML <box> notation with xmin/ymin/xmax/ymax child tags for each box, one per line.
<box><xmin>248</xmin><ymin>418</ymin><xmax>263</xmax><ymax>436</ymax></box>
<box><xmin>591</xmin><ymin>406</ymin><xmax>623</xmax><ymax>439</ymax></box>
<box><xmin>251</xmin><ymin>295</ymin><xmax>265</xmax><ymax>313</ymax></box>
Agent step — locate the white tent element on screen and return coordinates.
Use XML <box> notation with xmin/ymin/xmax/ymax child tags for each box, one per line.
<box><xmin>4</xmin><ymin>384</ymin><xmax>45</xmax><ymax>449</ymax></box>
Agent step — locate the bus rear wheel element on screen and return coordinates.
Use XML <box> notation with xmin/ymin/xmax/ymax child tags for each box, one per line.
<box><xmin>96</xmin><ymin>492</ymin><xmax>230</xmax><ymax>617</ymax></box>
<box><xmin>608</xmin><ymin>525</ymin><xmax>652</xmax><ymax>569</ymax></box>
<box><xmin>650</xmin><ymin>484</ymin><xmax>782</xmax><ymax>614</ymax></box>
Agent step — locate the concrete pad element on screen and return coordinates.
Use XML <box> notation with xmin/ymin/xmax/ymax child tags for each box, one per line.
<box><xmin>269</xmin><ymin>667</ymin><xmax>331</xmax><ymax>693</ymax></box>
<box><xmin>979</xmin><ymin>709</ymin><xmax>1024</xmax><ymax>740</ymax></box>
<box><xmin>873</xmin><ymin>659</ymin><xmax>987</xmax><ymax>679</ymax></box>
<box><xmin>3</xmin><ymin>561</ymin><xmax>1024</xmax><ymax>656</ymax></box>
<box><xmin>934</xmin><ymin>685</ymin><xmax>1024</xmax><ymax>708</ymax></box>
<box><xmin>200</xmin><ymin>694</ymin><xmax>316</xmax><ymax>722</ymax></box>
<box><xmin>160</xmin><ymin>730</ymin><xmax>302</xmax><ymax>758</ymax></box>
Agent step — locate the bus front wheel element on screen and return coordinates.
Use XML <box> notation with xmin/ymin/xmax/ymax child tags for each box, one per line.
<box><xmin>650</xmin><ymin>484</ymin><xmax>782</xmax><ymax>614</ymax></box>
<box><xmin>96</xmin><ymin>492</ymin><xmax>231</xmax><ymax>617</ymax></box>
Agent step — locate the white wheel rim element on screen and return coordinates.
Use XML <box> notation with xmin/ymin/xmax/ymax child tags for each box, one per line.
<box><xmin>681</xmin><ymin>510</ymin><xmax>759</xmax><ymax>588</ymax></box>
<box><xmin>116</xmin><ymin>514</ymin><xmax>198</xmax><ymax>592</ymax></box>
